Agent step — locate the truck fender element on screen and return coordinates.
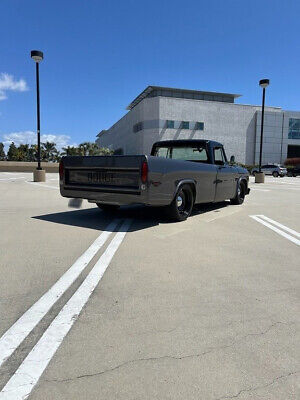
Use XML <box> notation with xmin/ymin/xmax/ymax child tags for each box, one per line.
<box><xmin>172</xmin><ymin>179</ymin><xmax>196</xmax><ymax>202</ymax></box>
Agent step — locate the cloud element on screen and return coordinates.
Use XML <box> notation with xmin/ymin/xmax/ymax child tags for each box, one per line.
<box><xmin>1</xmin><ymin>131</ymin><xmax>76</xmax><ymax>151</ymax></box>
<box><xmin>0</xmin><ymin>73</ymin><xmax>28</xmax><ymax>101</ymax></box>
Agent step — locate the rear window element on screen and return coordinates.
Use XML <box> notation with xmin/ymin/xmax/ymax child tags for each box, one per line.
<box><xmin>154</xmin><ymin>145</ymin><xmax>208</xmax><ymax>163</ymax></box>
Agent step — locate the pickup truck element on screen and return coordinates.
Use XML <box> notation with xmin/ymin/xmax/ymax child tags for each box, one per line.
<box><xmin>59</xmin><ymin>139</ymin><xmax>250</xmax><ymax>221</ymax></box>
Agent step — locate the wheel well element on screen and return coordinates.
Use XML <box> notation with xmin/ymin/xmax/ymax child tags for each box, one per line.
<box><xmin>176</xmin><ymin>182</ymin><xmax>196</xmax><ymax>202</ymax></box>
<box><xmin>188</xmin><ymin>183</ymin><xmax>196</xmax><ymax>201</ymax></box>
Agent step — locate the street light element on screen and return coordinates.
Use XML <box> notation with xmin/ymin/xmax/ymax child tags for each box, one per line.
<box><xmin>31</xmin><ymin>50</ymin><xmax>45</xmax><ymax>182</ymax></box>
<box><xmin>257</xmin><ymin>78</ymin><xmax>270</xmax><ymax>180</ymax></box>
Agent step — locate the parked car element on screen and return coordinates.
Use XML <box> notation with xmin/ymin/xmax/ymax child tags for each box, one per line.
<box><xmin>287</xmin><ymin>167</ymin><xmax>300</xmax><ymax>177</ymax></box>
<box><xmin>251</xmin><ymin>164</ymin><xmax>287</xmax><ymax>177</ymax></box>
<box><xmin>59</xmin><ymin>139</ymin><xmax>250</xmax><ymax>222</ymax></box>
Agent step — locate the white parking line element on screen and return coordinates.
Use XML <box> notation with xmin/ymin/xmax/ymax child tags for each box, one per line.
<box><xmin>249</xmin><ymin>188</ymin><xmax>270</xmax><ymax>192</ymax></box>
<box><xmin>0</xmin><ymin>219</ymin><xmax>131</xmax><ymax>400</ymax></box>
<box><xmin>1</xmin><ymin>172</ymin><xmax>22</xmax><ymax>175</ymax></box>
<box><xmin>263</xmin><ymin>186</ymin><xmax>300</xmax><ymax>191</ymax></box>
<box><xmin>0</xmin><ymin>219</ymin><xmax>119</xmax><ymax>368</ymax></box>
<box><xmin>269</xmin><ymin>181</ymin><xmax>300</xmax><ymax>185</ymax></box>
<box><xmin>0</xmin><ymin>177</ymin><xmax>25</xmax><ymax>181</ymax></box>
<box><xmin>25</xmin><ymin>181</ymin><xmax>59</xmax><ymax>190</ymax></box>
<box><xmin>250</xmin><ymin>215</ymin><xmax>300</xmax><ymax>246</ymax></box>
<box><xmin>258</xmin><ymin>215</ymin><xmax>300</xmax><ymax>238</ymax></box>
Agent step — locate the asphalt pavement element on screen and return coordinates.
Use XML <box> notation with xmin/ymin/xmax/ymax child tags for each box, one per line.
<box><xmin>0</xmin><ymin>171</ymin><xmax>299</xmax><ymax>399</ymax></box>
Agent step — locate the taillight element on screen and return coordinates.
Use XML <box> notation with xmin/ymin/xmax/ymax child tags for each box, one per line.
<box><xmin>141</xmin><ymin>161</ymin><xmax>148</xmax><ymax>184</ymax></box>
<box><xmin>59</xmin><ymin>159</ymin><xmax>64</xmax><ymax>180</ymax></box>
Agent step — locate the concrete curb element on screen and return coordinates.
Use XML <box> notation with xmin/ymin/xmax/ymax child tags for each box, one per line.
<box><xmin>0</xmin><ymin>161</ymin><xmax>59</xmax><ymax>173</ymax></box>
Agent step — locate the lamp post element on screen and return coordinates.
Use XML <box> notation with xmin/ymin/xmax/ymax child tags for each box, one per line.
<box><xmin>256</xmin><ymin>78</ymin><xmax>270</xmax><ymax>183</ymax></box>
<box><xmin>31</xmin><ymin>50</ymin><xmax>45</xmax><ymax>182</ymax></box>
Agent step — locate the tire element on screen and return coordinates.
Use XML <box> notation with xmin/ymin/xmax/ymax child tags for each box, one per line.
<box><xmin>166</xmin><ymin>184</ymin><xmax>194</xmax><ymax>222</ymax></box>
<box><xmin>287</xmin><ymin>172</ymin><xmax>292</xmax><ymax>177</ymax></box>
<box><xmin>272</xmin><ymin>171</ymin><xmax>279</xmax><ymax>177</ymax></box>
<box><xmin>230</xmin><ymin>181</ymin><xmax>246</xmax><ymax>205</ymax></box>
<box><xmin>96</xmin><ymin>203</ymin><xmax>120</xmax><ymax>213</ymax></box>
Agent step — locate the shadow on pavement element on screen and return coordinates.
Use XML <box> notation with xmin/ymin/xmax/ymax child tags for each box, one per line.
<box><xmin>192</xmin><ymin>201</ymin><xmax>229</xmax><ymax>216</ymax></box>
<box><xmin>33</xmin><ymin>201</ymin><xmax>230</xmax><ymax>232</ymax></box>
<box><xmin>33</xmin><ymin>205</ymin><xmax>160</xmax><ymax>232</ymax></box>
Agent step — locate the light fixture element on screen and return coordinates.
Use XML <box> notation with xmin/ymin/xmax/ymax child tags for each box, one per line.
<box><xmin>259</xmin><ymin>79</ymin><xmax>270</xmax><ymax>89</ymax></box>
<box><xmin>31</xmin><ymin>50</ymin><xmax>44</xmax><ymax>63</ymax></box>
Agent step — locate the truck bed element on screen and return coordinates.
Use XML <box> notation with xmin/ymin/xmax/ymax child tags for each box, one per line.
<box><xmin>59</xmin><ymin>155</ymin><xmax>152</xmax><ymax>205</ymax></box>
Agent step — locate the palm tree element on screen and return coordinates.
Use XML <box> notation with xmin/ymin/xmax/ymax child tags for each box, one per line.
<box><xmin>42</xmin><ymin>142</ymin><xmax>58</xmax><ymax>162</ymax></box>
<box><xmin>87</xmin><ymin>143</ymin><xmax>100</xmax><ymax>155</ymax></box>
<box><xmin>98</xmin><ymin>147</ymin><xmax>113</xmax><ymax>156</ymax></box>
<box><xmin>61</xmin><ymin>146</ymin><xmax>79</xmax><ymax>156</ymax></box>
<box><xmin>61</xmin><ymin>143</ymin><xmax>113</xmax><ymax>157</ymax></box>
<box><xmin>28</xmin><ymin>144</ymin><xmax>38</xmax><ymax>162</ymax></box>
<box><xmin>77</xmin><ymin>142</ymin><xmax>92</xmax><ymax>156</ymax></box>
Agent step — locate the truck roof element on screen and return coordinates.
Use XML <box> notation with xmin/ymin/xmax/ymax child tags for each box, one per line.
<box><xmin>152</xmin><ymin>139</ymin><xmax>223</xmax><ymax>148</ymax></box>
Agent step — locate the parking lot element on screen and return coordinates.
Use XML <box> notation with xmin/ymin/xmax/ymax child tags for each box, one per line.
<box><xmin>0</xmin><ymin>171</ymin><xmax>299</xmax><ymax>399</ymax></box>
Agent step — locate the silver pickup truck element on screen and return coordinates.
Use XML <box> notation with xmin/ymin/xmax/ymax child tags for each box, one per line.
<box><xmin>59</xmin><ymin>139</ymin><xmax>250</xmax><ymax>221</ymax></box>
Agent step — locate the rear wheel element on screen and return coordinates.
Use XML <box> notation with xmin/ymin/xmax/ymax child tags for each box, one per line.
<box><xmin>230</xmin><ymin>181</ymin><xmax>246</xmax><ymax>205</ymax></box>
<box><xmin>96</xmin><ymin>203</ymin><xmax>120</xmax><ymax>213</ymax></box>
<box><xmin>166</xmin><ymin>184</ymin><xmax>194</xmax><ymax>222</ymax></box>
<box><xmin>272</xmin><ymin>171</ymin><xmax>279</xmax><ymax>177</ymax></box>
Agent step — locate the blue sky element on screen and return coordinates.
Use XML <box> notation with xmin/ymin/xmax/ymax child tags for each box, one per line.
<box><xmin>0</xmin><ymin>0</ymin><xmax>299</xmax><ymax>149</ymax></box>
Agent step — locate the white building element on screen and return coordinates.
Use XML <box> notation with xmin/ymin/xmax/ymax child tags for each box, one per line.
<box><xmin>96</xmin><ymin>86</ymin><xmax>300</xmax><ymax>165</ymax></box>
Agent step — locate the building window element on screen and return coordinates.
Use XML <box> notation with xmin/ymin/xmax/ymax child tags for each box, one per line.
<box><xmin>289</xmin><ymin>118</ymin><xmax>300</xmax><ymax>139</ymax></box>
<box><xmin>181</xmin><ymin>121</ymin><xmax>189</xmax><ymax>129</ymax></box>
<box><xmin>195</xmin><ymin>122</ymin><xmax>204</xmax><ymax>131</ymax></box>
<box><xmin>133</xmin><ymin>122</ymin><xmax>143</xmax><ymax>133</ymax></box>
<box><xmin>166</xmin><ymin>120</ymin><xmax>174</xmax><ymax>129</ymax></box>
<box><xmin>288</xmin><ymin>145</ymin><xmax>300</xmax><ymax>158</ymax></box>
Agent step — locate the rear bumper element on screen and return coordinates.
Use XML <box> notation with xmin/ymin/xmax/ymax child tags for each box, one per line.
<box><xmin>60</xmin><ymin>186</ymin><xmax>149</xmax><ymax>206</ymax></box>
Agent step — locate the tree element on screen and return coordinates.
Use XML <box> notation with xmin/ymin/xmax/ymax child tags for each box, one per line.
<box><xmin>78</xmin><ymin>142</ymin><xmax>93</xmax><ymax>156</ymax></box>
<box><xmin>42</xmin><ymin>142</ymin><xmax>59</xmax><ymax>162</ymax></box>
<box><xmin>98</xmin><ymin>147</ymin><xmax>114</xmax><ymax>156</ymax></box>
<box><xmin>0</xmin><ymin>142</ymin><xmax>5</xmax><ymax>160</ymax></box>
<box><xmin>27</xmin><ymin>145</ymin><xmax>38</xmax><ymax>162</ymax></box>
<box><xmin>15</xmin><ymin>144</ymin><xmax>30</xmax><ymax>161</ymax></box>
<box><xmin>5</xmin><ymin>141</ymin><xmax>112</xmax><ymax>161</ymax></box>
<box><xmin>61</xmin><ymin>146</ymin><xmax>79</xmax><ymax>156</ymax></box>
<box><xmin>78</xmin><ymin>142</ymin><xmax>113</xmax><ymax>156</ymax></box>
<box><xmin>7</xmin><ymin>142</ymin><xmax>18</xmax><ymax>161</ymax></box>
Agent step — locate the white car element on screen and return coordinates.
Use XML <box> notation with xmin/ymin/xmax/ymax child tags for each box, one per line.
<box><xmin>251</xmin><ymin>164</ymin><xmax>287</xmax><ymax>177</ymax></box>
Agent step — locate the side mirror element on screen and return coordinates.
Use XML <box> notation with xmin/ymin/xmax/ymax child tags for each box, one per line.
<box><xmin>230</xmin><ymin>155</ymin><xmax>235</xmax><ymax>164</ymax></box>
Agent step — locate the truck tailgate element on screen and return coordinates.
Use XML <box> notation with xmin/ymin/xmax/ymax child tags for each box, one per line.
<box><xmin>62</xmin><ymin>155</ymin><xmax>146</xmax><ymax>194</ymax></box>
